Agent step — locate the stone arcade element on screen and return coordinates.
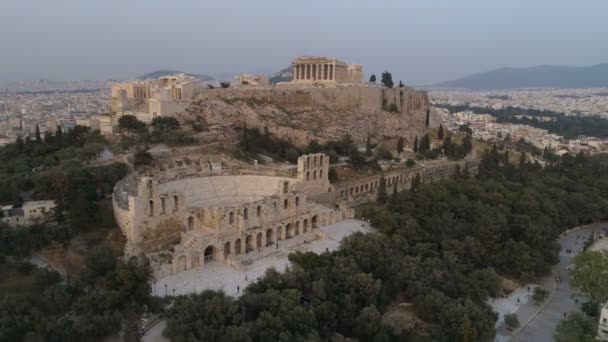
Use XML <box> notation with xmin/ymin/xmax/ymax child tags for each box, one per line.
<box><xmin>113</xmin><ymin>153</ymin><xmax>353</xmax><ymax>278</ymax></box>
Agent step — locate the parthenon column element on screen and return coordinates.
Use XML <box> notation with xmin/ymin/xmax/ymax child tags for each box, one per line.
<box><xmin>297</xmin><ymin>65</ymin><xmax>301</xmax><ymax>80</ymax></box>
<box><xmin>307</xmin><ymin>64</ymin><xmax>311</xmax><ymax>80</ymax></box>
<box><xmin>317</xmin><ymin>64</ymin><xmax>322</xmax><ymax>80</ymax></box>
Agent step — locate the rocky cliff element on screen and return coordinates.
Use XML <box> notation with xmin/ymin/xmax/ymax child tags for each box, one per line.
<box><xmin>180</xmin><ymin>86</ymin><xmax>429</xmax><ymax>147</ymax></box>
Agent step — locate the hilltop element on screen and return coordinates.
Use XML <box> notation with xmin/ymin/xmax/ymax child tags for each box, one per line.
<box><xmin>434</xmin><ymin>64</ymin><xmax>608</xmax><ymax>89</ymax></box>
<box><xmin>137</xmin><ymin>70</ymin><xmax>214</xmax><ymax>81</ymax></box>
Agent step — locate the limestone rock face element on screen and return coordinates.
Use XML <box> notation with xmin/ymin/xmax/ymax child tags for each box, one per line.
<box><xmin>180</xmin><ymin>86</ymin><xmax>429</xmax><ymax>147</ymax></box>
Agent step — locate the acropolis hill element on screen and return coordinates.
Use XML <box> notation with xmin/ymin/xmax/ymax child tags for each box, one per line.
<box><xmin>111</xmin><ymin>56</ymin><xmax>434</xmax><ymax>147</ymax></box>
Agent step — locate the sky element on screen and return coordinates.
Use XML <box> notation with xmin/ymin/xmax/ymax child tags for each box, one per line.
<box><xmin>1</xmin><ymin>0</ymin><xmax>607</xmax><ymax>85</ymax></box>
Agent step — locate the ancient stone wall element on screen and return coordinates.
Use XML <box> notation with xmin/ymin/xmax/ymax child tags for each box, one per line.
<box><xmin>112</xmin><ymin>153</ymin><xmax>353</xmax><ymax>278</ymax></box>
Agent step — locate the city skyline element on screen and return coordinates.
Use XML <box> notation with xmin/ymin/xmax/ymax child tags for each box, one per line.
<box><xmin>2</xmin><ymin>0</ymin><xmax>608</xmax><ymax>85</ymax></box>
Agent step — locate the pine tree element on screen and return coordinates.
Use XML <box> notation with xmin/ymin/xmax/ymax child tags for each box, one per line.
<box><xmin>381</xmin><ymin>71</ymin><xmax>394</xmax><ymax>88</ymax></box>
<box><xmin>413</xmin><ymin>136</ymin><xmax>419</xmax><ymax>153</ymax></box>
<box><xmin>56</xmin><ymin>126</ymin><xmax>63</xmax><ymax>145</ymax></box>
<box><xmin>365</xmin><ymin>134</ymin><xmax>373</xmax><ymax>157</ymax></box>
<box><xmin>35</xmin><ymin>124</ymin><xmax>42</xmax><ymax>143</ymax></box>
<box><xmin>377</xmin><ymin>174</ymin><xmax>387</xmax><ymax>203</ymax></box>
<box><xmin>391</xmin><ymin>182</ymin><xmax>398</xmax><ymax>203</ymax></box>
<box><xmin>16</xmin><ymin>135</ymin><xmax>24</xmax><ymax>152</ymax></box>
<box><xmin>463</xmin><ymin>135</ymin><xmax>473</xmax><ymax>154</ymax></box>
<box><xmin>438</xmin><ymin>124</ymin><xmax>444</xmax><ymax>140</ymax></box>
<box><xmin>369</xmin><ymin>74</ymin><xmax>376</xmax><ymax>83</ymax></box>
<box><xmin>503</xmin><ymin>149</ymin><xmax>510</xmax><ymax>165</ymax></box>
<box><xmin>397</xmin><ymin>137</ymin><xmax>404</xmax><ymax>154</ymax></box>
<box><xmin>399</xmin><ymin>80</ymin><xmax>404</xmax><ymax>88</ymax></box>
<box><xmin>519</xmin><ymin>151</ymin><xmax>527</xmax><ymax>168</ymax></box>
<box><xmin>425</xmin><ymin>108</ymin><xmax>430</xmax><ymax>127</ymax></box>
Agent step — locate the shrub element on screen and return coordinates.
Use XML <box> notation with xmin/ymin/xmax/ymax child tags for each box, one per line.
<box><xmin>406</xmin><ymin>159</ymin><xmax>416</xmax><ymax>167</ymax></box>
<box><xmin>376</xmin><ymin>147</ymin><xmax>393</xmax><ymax>160</ymax></box>
<box><xmin>504</xmin><ymin>313</ymin><xmax>520</xmax><ymax>330</ymax></box>
<box><xmin>533</xmin><ymin>286</ymin><xmax>548</xmax><ymax>305</ymax></box>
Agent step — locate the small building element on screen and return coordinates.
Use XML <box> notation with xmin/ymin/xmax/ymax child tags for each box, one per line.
<box><xmin>0</xmin><ymin>200</ymin><xmax>56</xmax><ymax>227</ymax></box>
<box><xmin>233</xmin><ymin>74</ymin><xmax>270</xmax><ymax>87</ymax></box>
<box><xmin>599</xmin><ymin>302</ymin><xmax>608</xmax><ymax>341</ymax></box>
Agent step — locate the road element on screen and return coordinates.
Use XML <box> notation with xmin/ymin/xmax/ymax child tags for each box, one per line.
<box><xmin>511</xmin><ymin>226</ymin><xmax>595</xmax><ymax>342</ymax></box>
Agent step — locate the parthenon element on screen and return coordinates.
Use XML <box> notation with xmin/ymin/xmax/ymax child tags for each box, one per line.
<box><xmin>291</xmin><ymin>56</ymin><xmax>362</xmax><ymax>85</ymax></box>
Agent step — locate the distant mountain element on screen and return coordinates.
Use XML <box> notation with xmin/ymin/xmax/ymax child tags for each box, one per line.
<box><xmin>434</xmin><ymin>64</ymin><xmax>608</xmax><ymax>89</ymax></box>
<box><xmin>137</xmin><ymin>70</ymin><xmax>214</xmax><ymax>81</ymax></box>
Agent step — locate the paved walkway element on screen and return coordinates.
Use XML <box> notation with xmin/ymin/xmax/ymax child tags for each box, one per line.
<box><xmin>506</xmin><ymin>226</ymin><xmax>596</xmax><ymax>342</ymax></box>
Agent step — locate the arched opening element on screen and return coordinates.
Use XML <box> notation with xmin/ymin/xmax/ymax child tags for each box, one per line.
<box><xmin>284</xmin><ymin>199</ymin><xmax>288</xmax><ymax>209</ymax></box>
<box><xmin>295</xmin><ymin>221</ymin><xmax>300</xmax><ymax>235</ymax></box>
<box><xmin>246</xmin><ymin>235</ymin><xmax>253</xmax><ymax>253</ymax></box>
<box><xmin>303</xmin><ymin>219</ymin><xmax>309</xmax><ymax>232</ymax></box>
<box><xmin>173</xmin><ymin>195</ymin><xmax>179</xmax><ymax>211</ymax></box>
<box><xmin>314</xmin><ymin>156</ymin><xmax>318</xmax><ymax>167</ymax></box>
<box><xmin>256</xmin><ymin>232</ymin><xmax>263</xmax><ymax>249</ymax></box>
<box><xmin>295</xmin><ymin>196</ymin><xmax>300</xmax><ymax>206</ymax></box>
<box><xmin>312</xmin><ymin>215</ymin><xmax>319</xmax><ymax>229</ymax></box>
<box><xmin>177</xmin><ymin>255</ymin><xmax>187</xmax><ymax>272</ymax></box>
<box><xmin>160</xmin><ymin>197</ymin><xmax>166</xmax><ymax>214</ymax></box>
<box><xmin>320</xmin><ymin>155</ymin><xmax>324</xmax><ymax>166</ymax></box>
<box><xmin>266</xmin><ymin>228</ymin><xmax>274</xmax><ymax>246</ymax></box>
<box><xmin>229</xmin><ymin>211</ymin><xmax>234</xmax><ymax>224</ymax></box>
<box><xmin>286</xmin><ymin>223</ymin><xmax>294</xmax><ymax>239</ymax></box>
<box><xmin>148</xmin><ymin>200</ymin><xmax>154</xmax><ymax>217</ymax></box>
<box><xmin>306</xmin><ymin>171</ymin><xmax>310</xmax><ymax>181</ymax></box>
<box><xmin>283</xmin><ymin>181</ymin><xmax>289</xmax><ymax>193</ymax></box>
<box><xmin>204</xmin><ymin>246</ymin><xmax>215</xmax><ymax>262</ymax></box>
<box><xmin>243</xmin><ymin>208</ymin><xmax>248</xmax><ymax>220</ymax></box>
<box><xmin>307</xmin><ymin>157</ymin><xmax>311</xmax><ymax>169</ymax></box>
<box><xmin>235</xmin><ymin>239</ymin><xmax>242</xmax><ymax>255</ymax></box>
<box><xmin>276</xmin><ymin>226</ymin><xmax>283</xmax><ymax>241</ymax></box>
<box><xmin>313</xmin><ymin>171</ymin><xmax>317</xmax><ymax>180</ymax></box>
<box><xmin>188</xmin><ymin>216</ymin><xmax>194</xmax><ymax>231</ymax></box>
<box><xmin>224</xmin><ymin>241</ymin><xmax>231</xmax><ymax>258</ymax></box>
<box><xmin>257</xmin><ymin>205</ymin><xmax>262</xmax><ymax>216</ymax></box>
<box><xmin>319</xmin><ymin>169</ymin><xmax>323</xmax><ymax>179</ymax></box>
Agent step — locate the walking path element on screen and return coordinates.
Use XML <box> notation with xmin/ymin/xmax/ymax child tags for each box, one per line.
<box><xmin>498</xmin><ymin>225</ymin><xmax>597</xmax><ymax>342</ymax></box>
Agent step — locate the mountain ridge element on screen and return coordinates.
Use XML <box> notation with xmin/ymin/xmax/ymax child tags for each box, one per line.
<box><xmin>137</xmin><ymin>70</ymin><xmax>214</xmax><ymax>81</ymax></box>
<box><xmin>434</xmin><ymin>64</ymin><xmax>608</xmax><ymax>89</ymax></box>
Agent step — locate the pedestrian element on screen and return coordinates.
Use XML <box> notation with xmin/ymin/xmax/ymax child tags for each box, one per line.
<box><xmin>517</xmin><ymin>297</ymin><xmax>520</xmax><ymax>303</ymax></box>
<box><xmin>245</xmin><ymin>274</ymin><xmax>248</xmax><ymax>281</ymax></box>
<box><xmin>527</xmin><ymin>286</ymin><xmax>530</xmax><ymax>292</ymax></box>
<box><xmin>237</xmin><ymin>285</ymin><xmax>240</xmax><ymax>293</ymax></box>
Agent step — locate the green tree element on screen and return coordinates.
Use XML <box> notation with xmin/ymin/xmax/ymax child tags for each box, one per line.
<box><xmin>438</xmin><ymin>124</ymin><xmax>444</xmax><ymax>140</ymax></box>
<box><xmin>377</xmin><ymin>175</ymin><xmax>387</xmax><ymax>203</ymax></box>
<box><xmin>413</xmin><ymin>136</ymin><xmax>418</xmax><ymax>153</ymax></box>
<box><xmin>504</xmin><ymin>313</ymin><xmax>519</xmax><ymax>330</ymax></box>
<box><xmin>35</xmin><ymin>124</ymin><xmax>42</xmax><ymax>143</ymax></box>
<box><xmin>133</xmin><ymin>149</ymin><xmax>153</xmax><ymax>167</ymax></box>
<box><xmin>397</xmin><ymin>137</ymin><xmax>404</xmax><ymax>154</ymax></box>
<box><xmin>220</xmin><ymin>82</ymin><xmax>230</xmax><ymax>88</ymax></box>
<box><xmin>118</xmin><ymin>115</ymin><xmax>146</xmax><ymax>133</ymax></box>
<box><xmin>571</xmin><ymin>250</ymin><xmax>608</xmax><ymax>304</ymax></box>
<box><xmin>369</xmin><ymin>74</ymin><xmax>376</xmax><ymax>83</ymax></box>
<box><xmin>554</xmin><ymin>312</ymin><xmax>597</xmax><ymax>342</ymax></box>
<box><xmin>151</xmin><ymin>116</ymin><xmax>180</xmax><ymax>130</ymax></box>
<box><xmin>381</xmin><ymin>71</ymin><xmax>393</xmax><ymax>88</ymax></box>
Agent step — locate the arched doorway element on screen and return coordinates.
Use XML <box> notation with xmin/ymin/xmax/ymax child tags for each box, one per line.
<box><xmin>256</xmin><ymin>232</ymin><xmax>263</xmax><ymax>249</ymax></box>
<box><xmin>312</xmin><ymin>215</ymin><xmax>318</xmax><ymax>229</ymax></box>
<box><xmin>204</xmin><ymin>246</ymin><xmax>215</xmax><ymax>263</ymax></box>
<box><xmin>235</xmin><ymin>239</ymin><xmax>242</xmax><ymax>255</ymax></box>
<box><xmin>295</xmin><ymin>221</ymin><xmax>300</xmax><ymax>235</ymax></box>
<box><xmin>303</xmin><ymin>219</ymin><xmax>309</xmax><ymax>232</ymax></box>
<box><xmin>224</xmin><ymin>241</ymin><xmax>231</xmax><ymax>258</ymax></box>
<box><xmin>266</xmin><ymin>229</ymin><xmax>274</xmax><ymax>246</ymax></box>
<box><xmin>246</xmin><ymin>235</ymin><xmax>253</xmax><ymax>252</ymax></box>
<box><xmin>286</xmin><ymin>223</ymin><xmax>293</xmax><ymax>239</ymax></box>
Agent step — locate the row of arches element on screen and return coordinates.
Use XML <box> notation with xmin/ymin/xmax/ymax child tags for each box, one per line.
<box><xmin>305</xmin><ymin>169</ymin><xmax>324</xmax><ymax>182</ymax></box>
<box><xmin>222</xmin><ymin>215</ymin><xmax>319</xmax><ymax>257</ymax></box>
<box><xmin>149</xmin><ymin>194</ymin><xmax>180</xmax><ymax>217</ymax></box>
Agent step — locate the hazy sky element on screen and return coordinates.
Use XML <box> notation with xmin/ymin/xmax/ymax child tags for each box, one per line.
<box><xmin>1</xmin><ymin>0</ymin><xmax>607</xmax><ymax>85</ymax></box>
